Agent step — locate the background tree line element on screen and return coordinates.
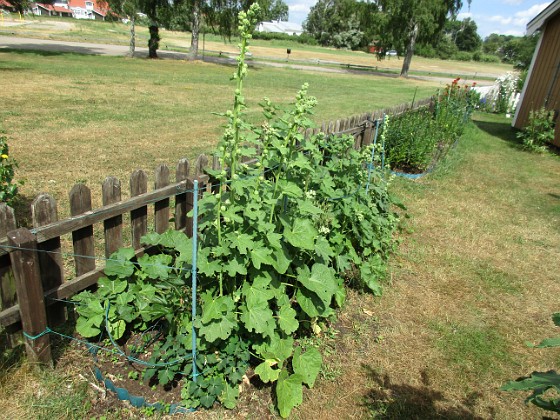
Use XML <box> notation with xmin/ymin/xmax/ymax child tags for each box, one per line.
<box><xmin>303</xmin><ymin>0</ymin><xmax>537</xmax><ymax>76</ymax></box>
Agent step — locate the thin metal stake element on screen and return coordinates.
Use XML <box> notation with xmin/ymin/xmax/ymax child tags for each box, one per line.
<box><xmin>191</xmin><ymin>180</ymin><xmax>199</xmax><ymax>382</ymax></box>
<box><xmin>366</xmin><ymin>118</ymin><xmax>381</xmax><ymax>195</ymax></box>
<box><xmin>381</xmin><ymin>115</ymin><xmax>387</xmax><ymax>178</ymax></box>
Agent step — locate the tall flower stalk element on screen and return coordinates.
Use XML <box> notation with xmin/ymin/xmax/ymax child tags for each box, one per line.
<box><xmin>214</xmin><ymin>4</ymin><xmax>260</xmax><ymax>296</ymax></box>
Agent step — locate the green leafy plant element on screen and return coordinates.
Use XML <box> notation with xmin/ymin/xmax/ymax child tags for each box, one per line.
<box><xmin>517</xmin><ymin>107</ymin><xmax>555</xmax><ymax>153</ymax></box>
<box><xmin>501</xmin><ymin>313</ymin><xmax>560</xmax><ymax>413</ymax></box>
<box><xmin>382</xmin><ymin>77</ymin><xmax>477</xmax><ymax>173</ymax></box>
<box><xmin>0</xmin><ymin>131</ymin><xmax>22</xmax><ymax>206</ymax></box>
<box><xmin>73</xmin><ymin>4</ymin><xmax>401</xmax><ymax>417</ymax></box>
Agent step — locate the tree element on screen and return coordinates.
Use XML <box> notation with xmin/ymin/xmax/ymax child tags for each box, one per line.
<box><xmin>482</xmin><ymin>33</ymin><xmax>514</xmax><ymax>57</ymax></box>
<box><xmin>454</xmin><ymin>18</ymin><xmax>481</xmax><ymax>52</ymax></box>
<box><xmin>304</xmin><ymin>0</ymin><xmax>379</xmax><ymax>49</ymax></box>
<box><xmin>258</xmin><ymin>0</ymin><xmax>288</xmax><ymax>21</ymax></box>
<box><xmin>8</xmin><ymin>0</ymin><xmax>33</xmax><ymax>14</ymax></box>
<box><xmin>158</xmin><ymin>0</ymin><xmax>288</xmax><ymax>58</ymax></box>
<box><xmin>502</xmin><ymin>34</ymin><xmax>539</xmax><ymax>70</ymax></box>
<box><xmin>99</xmin><ymin>0</ymin><xmax>168</xmax><ymax>57</ymax></box>
<box><xmin>377</xmin><ymin>0</ymin><xmax>470</xmax><ymax>77</ymax></box>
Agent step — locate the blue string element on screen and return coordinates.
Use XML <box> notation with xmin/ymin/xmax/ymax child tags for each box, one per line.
<box><xmin>102</xmin><ymin>302</ymin><xmax>193</xmax><ymax>368</ymax></box>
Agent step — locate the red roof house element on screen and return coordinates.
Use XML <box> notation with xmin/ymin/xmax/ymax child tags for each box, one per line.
<box><xmin>31</xmin><ymin>0</ymin><xmax>108</xmax><ymax>20</ymax></box>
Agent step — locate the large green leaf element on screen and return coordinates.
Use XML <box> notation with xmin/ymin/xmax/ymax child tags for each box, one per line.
<box><xmin>104</xmin><ymin>248</ymin><xmax>135</xmax><ymax>278</ymax></box>
<box><xmin>296</xmin><ymin>288</ymin><xmax>325</xmax><ymax>318</ymax></box>
<box><xmin>137</xmin><ymin>254</ymin><xmax>173</xmax><ymax>280</ymax></box>
<box><xmin>228</xmin><ymin>232</ymin><xmax>255</xmax><ymax>255</ymax></box>
<box><xmin>255</xmin><ymin>359</ymin><xmax>281</xmax><ymax>383</ymax></box>
<box><xmin>200</xmin><ymin>292</ymin><xmax>235</xmax><ymax>324</ymax></box>
<box><xmin>277</xmin><ymin>304</ymin><xmax>299</xmax><ymax>335</ymax></box>
<box><xmin>224</xmin><ymin>255</ymin><xmax>248</xmax><ymax>277</ymax></box>
<box><xmin>292</xmin><ymin>347</ymin><xmax>322</xmax><ymax>388</ymax></box>
<box><xmin>297</xmin><ymin>263</ymin><xmax>338</xmax><ymax>306</ymax></box>
<box><xmin>533</xmin><ymin>337</ymin><xmax>560</xmax><ymax>348</ymax></box>
<box><xmin>314</xmin><ymin>236</ymin><xmax>334</xmax><ymax>261</ymax></box>
<box><xmin>197</xmin><ymin>249</ymin><xmax>222</xmax><ymax>277</ymax></box>
<box><xmin>278</xmin><ymin>179</ymin><xmax>303</xmax><ymax>198</ymax></box>
<box><xmin>107</xmin><ymin>319</ymin><xmax>126</xmax><ymax>340</ymax></box>
<box><xmin>256</xmin><ymin>336</ymin><xmax>294</xmax><ymax>363</ymax></box>
<box><xmin>284</xmin><ymin>218</ymin><xmax>317</xmax><ymax>251</ymax></box>
<box><xmin>98</xmin><ymin>277</ymin><xmax>127</xmax><ymax>295</ymax></box>
<box><xmin>219</xmin><ymin>382</ymin><xmax>240</xmax><ymax>409</ymax></box>
<box><xmin>502</xmin><ymin>370</ymin><xmax>560</xmax><ymax>392</ymax></box>
<box><xmin>276</xmin><ymin>370</ymin><xmax>304</xmax><ymax>418</ymax></box>
<box><xmin>240</xmin><ymin>301</ymin><xmax>275</xmax><ymax>338</ymax></box>
<box><xmin>502</xmin><ymin>370</ymin><xmax>560</xmax><ymax>412</ymax></box>
<box><xmin>242</xmin><ymin>275</ymin><xmax>275</xmax><ymax>308</ymax></box>
<box><xmin>297</xmin><ymin>199</ymin><xmax>322</xmax><ymax>216</ymax></box>
<box><xmin>250</xmin><ymin>245</ymin><xmax>274</xmax><ymax>269</ymax></box>
<box><xmin>198</xmin><ymin>316</ymin><xmax>236</xmax><ymax>343</ymax></box>
<box><xmin>271</xmin><ymin>245</ymin><xmax>291</xmax><ymax>275</ymax></box>
<box><xmin>76</xmin><ymin>314</ymin><xmax>103</xmax><ymax>338</ymax></box>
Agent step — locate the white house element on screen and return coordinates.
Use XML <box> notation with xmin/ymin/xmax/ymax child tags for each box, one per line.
<box><xmin>256</xmin><ymin>21</ymin><xmax>304</xmax><ymax>36</ymax></box>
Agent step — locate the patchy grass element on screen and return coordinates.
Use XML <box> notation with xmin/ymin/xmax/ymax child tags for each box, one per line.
<box><xmin>1</xmin><ymin>15</ymin><xmax>513</xmax><ymax>79</ymax></box>
<box><xmin>1</xmin><ymin>112</ymin><xmax>559</xmax><ymax>419</ymax></box>
<box><xmin>290</xmin><ymin>113</ymin><xmax>560</xmax><ymax>419</ymax></box>
<box><xmin>2</xmin><ymin>49</ymin><xmax>438</xmax><ymax>221</ymax></box>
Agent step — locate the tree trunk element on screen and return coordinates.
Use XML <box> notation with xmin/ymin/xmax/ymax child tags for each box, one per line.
<box><xmin>190</xmin><ymin>0</ymin><xmax>200</xmax><ymax>58</ymax></box>
<box><xmin>400</xmin><ymin>22</ymin><xmax>419</xmax><ymax>78</ymax></box>
<box><xmin>129</xmin><ymin>16</ymin><xmax>136</xmax><ymax>58</ymax></box>
<box><xmin>148</xmin><ymin>25</ymin><xmax>159</xmax><ymax>59</ymax></box>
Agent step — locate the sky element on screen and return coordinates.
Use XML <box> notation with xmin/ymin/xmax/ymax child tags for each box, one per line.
<box><xmin>284</xmin><ymin>0</ymin><xmax>553</xmax><ymax>38</ymax></box>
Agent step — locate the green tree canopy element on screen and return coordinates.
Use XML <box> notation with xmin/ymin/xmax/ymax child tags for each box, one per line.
<box><xmin>304</xmin><ymin>0</ymin><xmax>380</xmax><ymax>49</ymax></box>
<box><xmin>377</xmin><ymin>0</ymin><xmax>470</xmax><ymax>77</ymax></box>
<box><xmin>444</xmin><ymin>17</ymin><xmax>481</xmax><ymax>52</ymax></box>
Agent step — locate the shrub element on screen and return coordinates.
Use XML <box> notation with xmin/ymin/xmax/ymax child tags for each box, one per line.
<box><xmin>453</xmin><ymin>51</ymin><xmax>473</xmax><ymax>61</ymax></box>
<box><xmin>479</xmin><ymin>54</ymin><xmax>500</xmax><ymax>63</ymax></box>
<box><xmin>517</xmin><ymin>107</ymin><xmax>555</xmax><ymax>152</ymax></box>
<box><xmin>0</xmin><ymin>131</ymin><xmax>21</xmax><ymax>206</ymax></box>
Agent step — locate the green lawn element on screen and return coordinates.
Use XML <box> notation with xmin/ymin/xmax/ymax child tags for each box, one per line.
<box><xmin>2</xmin><ymin>49</ymin><xmax>439</xmax><ymax>218</ymax></box>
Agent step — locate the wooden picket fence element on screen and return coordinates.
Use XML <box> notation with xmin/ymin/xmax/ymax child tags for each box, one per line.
<box><xmin>0</xmin><ymin>97</ymin><xmax>432</xmax><ymax>365</ymax></box>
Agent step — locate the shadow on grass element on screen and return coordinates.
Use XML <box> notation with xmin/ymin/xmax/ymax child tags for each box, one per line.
<box><xmin>472</xmin><ymin>117</ymin><xmax>520</xmax><ymax>145</ymax></box>
<box><xmin>362</xmin><ymin>365</ymin><xmax>488</xmax><ymax>419</ymax></box>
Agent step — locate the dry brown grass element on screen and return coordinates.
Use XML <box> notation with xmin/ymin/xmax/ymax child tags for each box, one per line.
<box><xmin>288</xmin><ymin>115</ymin><xmax>560</xmax><ymax>419</ymax></box>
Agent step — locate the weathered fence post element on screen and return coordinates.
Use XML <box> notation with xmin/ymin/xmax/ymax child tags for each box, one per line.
<box><xmin>8</xmin><ymin>228</ymin><xmax>52</xmax><ymax>367</ymax></box>
<box><xmin>69</xmin><ymin>184</ymin><xmax>96</xmax><ymax>276</ymax></box>
<box><xmin>32</xmin><ymin>194</ymin><xmax>65</xmax><ymax>325</ymax></box>
<box><xmin>154</xmin><ymin>164</ymin><xmax>170</xmax><ymax>234</ymax></box>
<box><xmin>175</xmin><ymin>159</ymin><xmax>190</xmax><ymax>232</ymax></box>
<box><xmin>130</xmin><ymin>170</ymin><xmax>148</xmax><ymax>250</ymax></box>
<box><xmin>0</xmin><ymin>203</ymin><xmax>21</xmax><ymax>346</ymax></box>
<box><xmin>102</xmin><ymin>176</ymin><xmax>123</xmax><ymax>258</ymax></box>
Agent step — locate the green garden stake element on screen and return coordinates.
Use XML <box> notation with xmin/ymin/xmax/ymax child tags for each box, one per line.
<box><xmin>191</xmin><ymin>179</ymin><xmax>199</xmax><ymax>382</ymax></box>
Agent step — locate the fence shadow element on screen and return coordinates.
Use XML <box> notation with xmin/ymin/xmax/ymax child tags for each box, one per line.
<box><xmin>361</xmin><ymin>365</ymin><xmax>488</xmax><ymax>419</ymax></box>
